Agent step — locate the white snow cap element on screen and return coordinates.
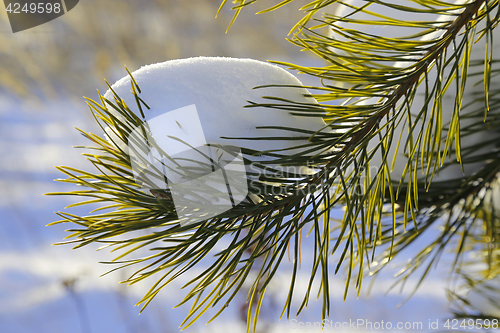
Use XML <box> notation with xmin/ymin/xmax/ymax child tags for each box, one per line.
<box><xmin>104</xmin><ymin>56</ymin><xmax>330</xmax><ymax>163</ymax></box>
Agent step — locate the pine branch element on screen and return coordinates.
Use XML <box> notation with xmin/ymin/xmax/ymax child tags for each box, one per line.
<box><xmin>48</xmin><ymin>1</ymin><xmax>500</xmax><ymax>331</ymax></box>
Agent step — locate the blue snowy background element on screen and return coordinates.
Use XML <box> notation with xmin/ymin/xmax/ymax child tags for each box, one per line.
<box><xmin>0</xmin><ymin>1</ymin><xmax>456</xmax><ymax>332</ymax></box>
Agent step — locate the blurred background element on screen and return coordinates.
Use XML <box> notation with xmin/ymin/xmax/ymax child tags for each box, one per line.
<box><xmin>0</xmin><ymin>1</ymin><xmax>459</xmax><ymax>332</ymax></box>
